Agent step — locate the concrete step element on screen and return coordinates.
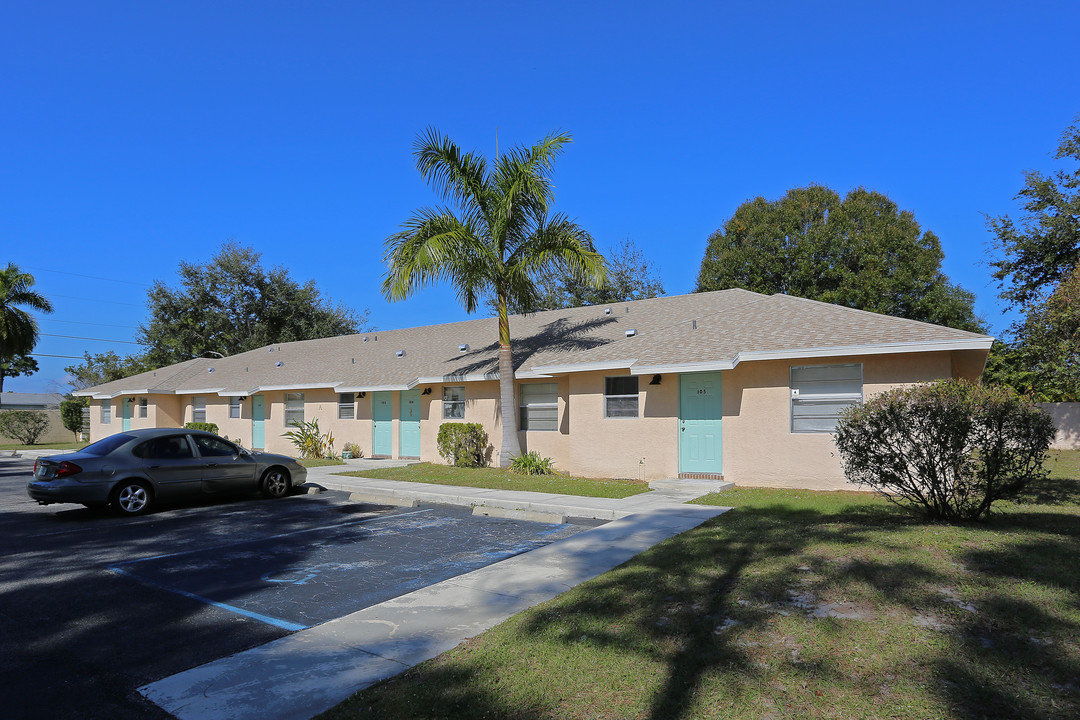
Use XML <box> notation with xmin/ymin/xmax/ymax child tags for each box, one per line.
<box><xmin>649</xmin><ymin>477</ymin><xmax>733</xmax><ymax>495</ymax></box>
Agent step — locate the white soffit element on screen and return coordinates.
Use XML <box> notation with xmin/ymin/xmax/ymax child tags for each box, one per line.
<box><xmin>528</xmin><ymin>359</ymin><xmax>638</xmax><ymax>375</ymax></box>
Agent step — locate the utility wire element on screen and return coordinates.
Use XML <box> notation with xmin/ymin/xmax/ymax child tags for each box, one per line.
<box><xmin>20</xmin><ymin>264</ymin><xmax>152</xmax><ymax>287</ymax></box>
<box><xmin>35</xmin><ymin>317</ymin><xmax>140</xmax><ymax>330</ymax></box>
<box><xmin>39</xmin><ymin>333</ymin><xmax>141</xmax><ymax>345</ymax></box>
<box><xmin>29</xmin><ymin>353</ymin><xmax>87</xmax><ymax>359</ymax></box>
<box><xmin>47</xmin><ymin>293</ymin><xmax>143</xmax><ymax>308</ymax></box>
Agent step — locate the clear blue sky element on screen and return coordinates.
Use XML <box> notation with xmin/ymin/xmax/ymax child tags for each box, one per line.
<box><xmin>3</xmin><ymin>1</ymin><xmax>1078</xmax><ymax>393</ymax></box>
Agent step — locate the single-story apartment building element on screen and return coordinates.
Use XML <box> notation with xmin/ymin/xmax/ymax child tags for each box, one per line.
<box><xmin>75</xmin><ymin>289</ymin><xmax>993</xmax><ymax>490</ymax></box>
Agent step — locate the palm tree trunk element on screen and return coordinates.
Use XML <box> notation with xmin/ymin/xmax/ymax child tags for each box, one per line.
<box><xmin>497</xmin><ymin>298</ymin><xmax>521</xmax><ymax>467</ymax></box>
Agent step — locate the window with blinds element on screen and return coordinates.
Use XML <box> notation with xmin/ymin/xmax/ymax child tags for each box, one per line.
<box><xmin>790</xmin><ymin>363</ymin><xmax>863</xmax><ymax>433</ymax></box>
<box><xmin>519</xmin><ymin>382</ymin><xmax>558</xmax><ymax>431</ymax></box>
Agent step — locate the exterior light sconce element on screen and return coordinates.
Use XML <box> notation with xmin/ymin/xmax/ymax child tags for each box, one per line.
<box><xmin>358</xmin><ymin>392</ymin><xmax>366</xmax><ymax>399</ymax></box>
<box><xmin>649</xmin><ymin>374</ymin><xmax>662</xmax><ymax>385</ymax></box>
<box><xmin>422</xmin><ymin>387</ymin><xmax>432</xmax><ymax>395</ymax></box>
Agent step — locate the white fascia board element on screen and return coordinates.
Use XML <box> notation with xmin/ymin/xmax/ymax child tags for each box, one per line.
<box><xmin>630</xmin><ymin>339</ymin><xmax>993</xmax><ymax>375</ymax></box>
<box><xmin>92</xmin><ymin>388</ymin><xmax>161</xmax><ymax>399</ymax></box>
<box><xmin>249</xmin><ymin>382</ymin><xmax>342</xmax><ymax>393</ymax></box>
<box><xmin>336</xmin><ymin>384</ymin><xmax>411</xmax><ymax>392</ymax></box>
<box><xmin>175</xmin><ymin>387</ymin><xmax>227</xmax><ymax>396</ymax></box>
<box><xmin>528</xmin><ymin>359</ymin><xmax>637</xmax><ymax>375</ymax></box>
<box><xmin>733</xmin><ymin>338</ymin><xmax>994</xmax><ymax>365</ymax></box>
<box><xmin>630</xmin><ymin>360</ymin><xmax>735</xmax><ymax>375</ymax></box>
<box><xmin>514</xmin><ymin>370</ymin><xmax>555</xmax><ymax>379</ymax></box>
<box><xmin>216</xmin><ymin>390</ymin><xmax>256</xmax><ymax>397</ymax></box>
<box><xmin>413</xmin><ymin>373</ymin><xmax>500</xmax><ymax>385</ymax></box>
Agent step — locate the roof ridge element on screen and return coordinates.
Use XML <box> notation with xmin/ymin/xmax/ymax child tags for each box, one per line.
<box><xmin>772</xmin><ymin>294</ymin><xmax>988</xmax><ymax>337</ymax></box>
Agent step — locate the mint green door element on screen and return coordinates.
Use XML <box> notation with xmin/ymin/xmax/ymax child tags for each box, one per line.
<box><xmin>400</xmin><ymin>389</ymin><xmax>421</xmax><ymax>458</ymax></box>
<box><xmin>252</xmin><ymin>395</ymin><xmax>265</xmax><ymax>449</ymax></box>
<box><xmin>372</xmin><ymin>391</ymin><xmax>392</xmax><ymax>456</ymax></box>
<box><xmin>679</xmin><ymin>372</ymin><xmax>723</xmax><ymax>474</ymax></box>
<box><xmin>122</xmin><ymin>399</ymin><xmax>132</xmax><ymax>431</ymax></box>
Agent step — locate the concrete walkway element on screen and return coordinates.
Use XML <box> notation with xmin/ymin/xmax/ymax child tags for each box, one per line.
<box><xmin>139</xmin><ymin>462</ymin><xmax>731</xmax><ymax>720</ymax></box>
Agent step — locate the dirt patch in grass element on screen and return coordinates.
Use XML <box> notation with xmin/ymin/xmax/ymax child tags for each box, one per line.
<box><xmin>318</xmin><ymin>451</ymin><xmax>1080</xmax><ymax>720</ymax></box>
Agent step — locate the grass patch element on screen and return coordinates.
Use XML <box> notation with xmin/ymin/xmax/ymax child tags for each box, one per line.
<box><xmin>0</xmin><ymin>441</ymin><xmax>88</xmax><ymax>451</ymax></box>
<box><xmin>335</xmin><ymin>462</ymin><xmax>649</xmax><ymax>499</ymax></box>
<box><xmin>319</xmin><ymin>450</ymin><xmax>1080</xmax><ymax>720</ymax></box>
<box><xmin>299</xmin><ymin>457</ymin><xmax>347</xmax><ymax>468</ymax></box>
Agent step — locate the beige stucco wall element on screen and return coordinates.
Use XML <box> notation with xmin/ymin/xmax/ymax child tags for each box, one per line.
<box><xmin>81</xmin><ymin>347</ymin><xmax>984</xmax><ymax>488</ymax></box>
<box><xmin>1038</xmin><ymin>403</ymin><xmax>1080</xmax><ymax>450</ymax></box>
<box><xmin>0</xmin><ymin>408</ymin><xmax>72</xmax><ymax>445</ymax></box>
<box><xmin>723</xmin><ymin>351</ymin><xmax>957</xmax><ymax>490</ymax></box>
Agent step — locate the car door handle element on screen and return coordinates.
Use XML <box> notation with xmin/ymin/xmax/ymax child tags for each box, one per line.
<box><xmin>150</xmin><ymin>465</ymin><xmax>161</xmax><ymax>469</ymax></box>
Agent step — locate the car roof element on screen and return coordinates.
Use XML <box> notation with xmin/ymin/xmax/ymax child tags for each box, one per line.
<box><xmin>110</xmin><ymin>427</ymin><xmax>216</xmax><ymax>439</ymax></box>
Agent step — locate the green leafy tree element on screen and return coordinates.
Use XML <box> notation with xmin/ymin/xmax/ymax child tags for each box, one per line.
<box><xmin>989</xmin><ymin>116</ymin><xmax>1080</xmax><ymax>309</ymax></box>
<box><xmin>0</xmin><ymin>410</ymin><xmax>50</xmax><ymax>445</ymax></box>
<box><xmin>0</xmin><ymin>263</ymin><xmax>53</xmax><ymax>405</ymax></box>
<box><xmin>696</xmin><ymin>185</ymin><xmax>983</xmax><ymax>332</ymax></box>
<box><xmin>65</xmin><ymin>351</ymin><xmax>154</xmax><ymax>392</ymax></box>
<box><xmin>983</xmin><ymin>264</ymin><xmax>1080</xmax><ymax>401</ymax></box>
<box><xmin>0</xmin><ymin>355</ymin><xmax>39</xmax><ymax>404</ymax></box>
<box><xmin>506</xmin><ymin>237</ymin><xmax>664</xmax><ymax>313</ymax></box>
<box><xmin>384</xmin><ymin>128</ymin><xmax>605</xmax><ymax>467</ymax></box>
<box><xmin>60</xmin><ymin>396</ymin><xmax>88</xmax><ymax>439</ymax></box>
<box><xmin>138</xmin><ymin>242</ymin><xmax>370</xmax><ymax>366</ymax></box>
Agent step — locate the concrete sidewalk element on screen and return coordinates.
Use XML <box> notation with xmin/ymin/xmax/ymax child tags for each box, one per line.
<box><xmin>140</xmin><ymin>465</ymin><xmax>731</xmax><ymax>720</ymax></box>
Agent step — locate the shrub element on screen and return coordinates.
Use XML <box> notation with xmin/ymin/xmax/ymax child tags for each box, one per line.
<box><xmin>0</xmin><ymin>410</ymin><xmax>50</xmax><ymax>445</ymax></box>
<box><xmin>834</xmin><ymin>379</ymin><xmax>1056</xmax><ymax>521</ymax></box>
<box><xmin>437</xmin><ymin>422</ymin><xmax>489</xmax><ymax>467</ymax></box>
<box><xmin>184</xmin><ymin>421</ymin><xmax>219</xmax><ymax>435</ymax></box>
<box><xmin>282</xmin><ymin>419</ymin><xmax>334</xmax><ymax>459</ymax></box>
<box><xmin>508</xmin><ymin>450</ymin><xmax>556</xmax><ymax>475</ymax></box>
<box><xmin>60</xmin><ymin>397</ymin><xmax>88</xmax><ymax>438</ymax></box>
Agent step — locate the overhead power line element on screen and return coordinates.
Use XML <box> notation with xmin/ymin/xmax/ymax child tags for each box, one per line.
<box><xmin>39</xmin><ymin>333</ymin><xmax>141</xmax><ymax>345</ymax></box>
<box><xmin>48</xmin><ymin>293</ymin><xmax>144</xmax><ymax>308</ymax></box>
<box><xmin>29</xmin><ymin>353</ymin><xmax>87</xmax><ymax>360</ymax></box>
<box><xmin>20</xmin><ymin>264</ymin><xmax>152</xmax><ymax>288</ymax></box>
<box><xmin>35</xmin><ymin>317</ymin><xmax>140</xmax><ymax>330</ymax></box>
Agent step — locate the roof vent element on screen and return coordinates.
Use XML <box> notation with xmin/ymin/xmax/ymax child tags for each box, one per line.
<box><xmin>459</xmin><ymin>344</ymin><xmax>469</xmax><ymax>352</ymax></box>
<box><xmin>396</xmin><ymin>350</ymin><xmax>406</xmax><ymax>358</ymax></box>
<box><xmin>604</xmin><ymin>308</ymin><xmax>611</xmax><ymax>315</ymax></box>
<box><xmin>363</xmin><ymin>336</ymin><xmax>369</xmax><ymax>342</ymax></box>
<box><xmin>268</xmin><ymin>347</ymin><xmax>274</xmax><ymax>352</ymax></box>
<box><xmin>208</xmin><ymin>367</ymin><xmax>215</xmax><ymax>373</ymax></box>
<box><xmin>275</xmin><ymin>361</ymin><xmax>284</xmax><ymax>368</ymax></box>
<box><xmin>625</xmin><ymin>329</ymin><xmax>637</xmax><ymax>337</ymax></box>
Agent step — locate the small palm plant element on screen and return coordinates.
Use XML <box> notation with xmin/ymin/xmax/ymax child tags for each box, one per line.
<box><xmin>508</xmin><ymin>450</ymin><xmax>556</xmax><ymax>475</ymax></box>
<box><xmin>282</xmin><ymin>419</ymin><xmax>331</xmax><ymax>459</ymax></box>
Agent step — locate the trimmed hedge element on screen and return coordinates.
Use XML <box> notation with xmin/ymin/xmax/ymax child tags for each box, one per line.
<box><xmin>436</xmin><ymin>422</ymin><xmax>489</xmax><ymax>467</ymax></box>
<box><xmin>184</xmin><ymin>421</ymin><xmax>219</xmax><ymax>435</ymax></box>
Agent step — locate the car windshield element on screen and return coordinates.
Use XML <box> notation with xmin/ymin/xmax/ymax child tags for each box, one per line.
<box><xmin>79</xmin><ymin>433</ymin><xmax>136</xmax><ymax>456</ymax></box>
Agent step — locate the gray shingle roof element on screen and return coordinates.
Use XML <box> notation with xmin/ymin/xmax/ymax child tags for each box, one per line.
<box><xmin>0</xmin><ymin>392</ymin><xmax>65</xmax><ymax>408</ymax></box>
<box><xmin>75</xmin><ymin>289</ymin><xmax>992</xmax><ymax>398</ymax></box>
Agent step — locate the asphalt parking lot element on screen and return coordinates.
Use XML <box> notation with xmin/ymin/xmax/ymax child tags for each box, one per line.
<box><xmin>0</xmin><ymin>456</ymin><xmax>591</xmax><ymax>719</ymax></box>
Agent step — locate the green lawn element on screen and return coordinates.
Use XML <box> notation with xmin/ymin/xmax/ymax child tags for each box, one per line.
<box><xmin>0</xmin><ymin>441</ymin><xmax>88</xmax><ymax>451</ymax></box>
<box><xmin>335</xmin><ymin>462</ymin><xmax>650</xmax><ymax>499</ymax></box>
<box><xmin>299</xmin><ymin>457</ymin><xmax>347</xmax><ymax>468</ymax></box>
<box><xmin>320</xmin><ymin>450</ymin><xmax>1080</xmax><ymax>720</ymax></box>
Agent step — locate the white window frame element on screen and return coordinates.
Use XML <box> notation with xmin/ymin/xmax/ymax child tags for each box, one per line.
<box><xmin>604</xmin><ymin>376</ymin><xmax>639</xmax><ymax>418</ymax></box>
<box><xmin>101</xmin><ymin>399</ymin><xmax>112</xmax><ymax>424</ymax></box>
<box><xmin>338</xmin><ymin>392</ymin><xmax>355</xmax><ymax>420</ymax></box>
<box><xmin>519</xmin><ymin>382</ymin><xmax>558</xmax><ymax>431</ymax></box>
<box><xmin>192</xmin><ymin>396</ymin><xmax>206</xmax><ymax>424</ymax></box>
<box><xmin>790</xmin><ymin>363</ymin><xmax>863</xmax><ymax>434</ymax></box>
<box><xmin>285</xmin><ymin>392</ymin><xmax>305</xmax><ymax>427</ymax></box>
<box><xmin>442</xmin><ymin>386</ymin><xmax>465</xmax><ymax>420</ymax></box>
<box><xmin>138</xmin><ymin>397</ymin><xmax>148</xmax><ymax>418</ymax></box>
<box><xmin>229</xmin><ymin>396</ymin><xmax>241</xmax><ymax>419</ymax></box>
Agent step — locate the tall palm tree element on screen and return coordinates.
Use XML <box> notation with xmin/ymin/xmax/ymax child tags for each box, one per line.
<box><xmin>0</xmin><ymin>263</ymin><xmax>54</xmax><ymax>404</ymax></box>
<box><xmin>384</xmin><ymin>129</ymin><xmax>605</xmax><ymax>467</ymax></box>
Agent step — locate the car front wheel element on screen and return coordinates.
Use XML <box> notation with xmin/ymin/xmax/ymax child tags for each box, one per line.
<box><xmin>111</xmin><ymin>480</ymin><xmax>152</xmax><ymax>515</ymax></box>
<box><xmin>261</xmin><ymin>468</ymin><xmax>290</xmax><ymax>499</ymax></box>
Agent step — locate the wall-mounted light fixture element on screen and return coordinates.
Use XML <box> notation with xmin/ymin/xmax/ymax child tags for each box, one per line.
<box><xmin>358</xmin><ymin>392</ymin><xmax>366</xmax><ymax>399</ymax></box>
<box><xmin>421</xmin><ymin>387</ymin><xmax>432</xmax><ymax>395</ymax></box>
<box><xmin>649</xmin><ymin>374</ymin><xmax>662</xmax><ymax>385</ymax></box>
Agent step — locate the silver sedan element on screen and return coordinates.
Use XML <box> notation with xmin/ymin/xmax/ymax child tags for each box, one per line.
<box><xmin>27</xmin><ymin>428</ymin><xmax>308</xmax><ymax>515</ymax></box>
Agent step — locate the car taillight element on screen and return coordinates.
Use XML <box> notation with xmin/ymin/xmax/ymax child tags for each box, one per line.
<box><xmin>33</xmin><ymin>460</ymin><xmax>39</xmax><ymax>475</ymax></box>
<box><xmin>55</xmin><ymin>461</ymin><xmax>82</xmax><ymax>478</ymax></box>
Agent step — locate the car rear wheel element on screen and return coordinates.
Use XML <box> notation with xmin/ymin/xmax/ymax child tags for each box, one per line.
<box><xmin>261</xmin><ymin>468</ymin><xmax>290</xmax><ymax>499</ymax></box>
<box><xmin>111</xmin><ymin>480</ymin><xmax>152</xmax><ymax>515</ymax></box>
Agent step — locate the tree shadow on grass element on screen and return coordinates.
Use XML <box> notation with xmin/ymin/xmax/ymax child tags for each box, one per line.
<box><xmin>325</xmin><ymin>499</ymin><xmax>1080</xmax><ymax>720</ymax></box>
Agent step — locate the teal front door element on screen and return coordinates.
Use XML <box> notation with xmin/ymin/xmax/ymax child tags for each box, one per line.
<box><xmin>372</xmin><ymin>391</ymin><xmax>392</xmax><ymax>456</ymax></box>
<box><xmin>252</xmin><ymin>395</ymin><xmax>265</xmax><ymax>449</ymax></box>
<box><xmin>399</xmin><ymin>389</ymin><xmax>421</xmax><ymax>458</ymax></box>
<box><xmin>122</xmin><ymin>399</ymin><xmax>132</xmax><ymax>431</ymax></box>
<box><xmin>679</xmin><ymin>372</ymin><xmax>723</xmax><ymax>475</ymax></box>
